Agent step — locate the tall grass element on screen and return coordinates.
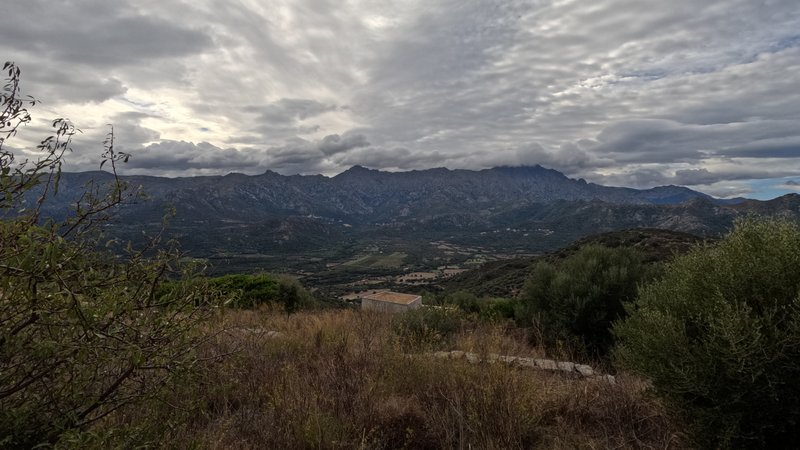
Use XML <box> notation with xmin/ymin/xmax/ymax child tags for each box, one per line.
<box><xmin>80</xmin><ymin>309</ymin><xmax>684</xmax><ymax>449</ymax></box>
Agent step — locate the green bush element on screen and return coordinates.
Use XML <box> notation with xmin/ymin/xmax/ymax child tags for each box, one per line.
<box><xmin>209</xmin><ymin>273</ymin><xmax>280</xmax><ymax>308</ymax></box>
<box><xmin>614</xmin><ymin>217</ymin><xmax>800</xmax><ymax>448</ymax></box>
<box><xmin>437</xmin><ymin>291</ymin><xmax>515</xmax><ymax>322</ymax></box>
<box><xmin>516</xmin><ymin>244</ymin><xmax>652</xmax><ymax>356</ymax></box>
<box><xmin>393</xmin><ymin>307</ymin><xmax>468</xmax><ymax>350</ymax></box>
<box><xmin>477</xmin><ymin>298</ymin><xmax>516</xmax><ymax>322</ymax></box>
<box><xmin>206</xmin><ymin>273</ymin><xmax>313</xmax><ymax>313</ymax></box>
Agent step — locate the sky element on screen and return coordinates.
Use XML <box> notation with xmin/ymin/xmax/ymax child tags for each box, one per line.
<box><xmin>3</xmin><ymin>0</ymin><xmax>800</xmax><ymax>199</ymax></box>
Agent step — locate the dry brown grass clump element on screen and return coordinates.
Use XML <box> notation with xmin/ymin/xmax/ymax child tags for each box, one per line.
<box><xmin>97</xmin><ymin>309</ymin><xmax>686</xmax><ymax>449</ymax></box>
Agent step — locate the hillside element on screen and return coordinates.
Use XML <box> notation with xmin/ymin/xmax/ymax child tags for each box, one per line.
<box><xmin>34</xmin><ymin>166</ymin><xmax>800</xmax><ymax>273</ymax></box>
<box><xmin>438</xmin><ymin>228</ymin><xmax>710</xmax><ymax>298</ymax></box>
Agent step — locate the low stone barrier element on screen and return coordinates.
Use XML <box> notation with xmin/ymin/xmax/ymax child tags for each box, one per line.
<box><xmin>224</xmin><ymin>327</ymin><xmax>283</xmax><ymax>338</ymax></box>
<box><xmin>430</xmin><ymin>350</ymin><xmax>615</xmax><ymax>384</ymax></box>
<box><xmin>223</xmin><ymin>329</ymin><xmax>615</xmax><ymax>383</ymax></box>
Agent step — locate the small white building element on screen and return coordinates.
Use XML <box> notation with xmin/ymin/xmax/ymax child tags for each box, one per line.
<box><xmin>361</xmin><ymin>291</ymin><xmax>423</xmax><ymax>313</ymax></box>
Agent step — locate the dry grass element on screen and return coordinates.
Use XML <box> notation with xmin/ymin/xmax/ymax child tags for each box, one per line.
<box><xmin>97</xmin><ymin>309</ymin><xmax>686</xmax><ymax>449</ymax></box>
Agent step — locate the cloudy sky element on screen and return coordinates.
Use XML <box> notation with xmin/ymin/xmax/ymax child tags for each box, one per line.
<box><xmin>4</xmin><ymin>0</ymin><xmax>800</xmax><ymax>198</ymax></box>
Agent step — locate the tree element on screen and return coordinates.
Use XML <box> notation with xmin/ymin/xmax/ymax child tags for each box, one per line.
<box><xmin>206</xmin><ymin>273</ymin><xmax>313</xmax><ymax>313</ymax></box>
<box><xmin>516</xmin><ymin>244</ymin><xmax>651</xmax><ymax>356</ymax></box>
<box><xmin>0</xmin><ymin>62</ymin><xmax>228</xmax><ymax>448</ymax></box>
<box><xmin>614</xmin><ymin>218</ymin><xmax>800</xmax><ymax>448</ymax></box>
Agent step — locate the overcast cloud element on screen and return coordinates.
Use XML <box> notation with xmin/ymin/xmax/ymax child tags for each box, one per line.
<box><xmin>4</xmin><ymin>0</ymin><xmax>800</xmax><ymax>198</ymax></box>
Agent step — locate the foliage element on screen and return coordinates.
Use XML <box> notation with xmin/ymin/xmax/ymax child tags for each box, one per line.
<box><xmin>120</xmin><ymin>309</ymin><xmax>681</xmax><ymax>449</ymax></box>
<box><xmin>516</xmin><ymin>244</ymin><xmax>652</xmax><ymax>356</ymax></box>
<box><xmin>0</xmin><ymin>62</ymin><xmax>226</xmax><ymax>448</ymax></box>
<box><xmin>203</xmin><ymin>273</ymin><xmax>314</xmax><ymax>313</ymax></box>
<box><xmin>393</xmin><ymin>306</ymin><xmax>468</xmax><ymax>350</ymax></box>
<box><xmin>614</xmin><ymin>217</ymin><xmax>800</xmax><ymax>448</ymax></box>
<box><xmin>439</xmin><ymin>228</ymin><xmax>703</xmax><ymax>300</ymax></box>
<box><xmin>478</xmin><ymin>297</ymin><xmax>516</xmax><ymax>321</ymax></box>
<box><xmin>438</xmin><ymin>290</ymin><xmax>515</xmax><ymax>322</ymax></box>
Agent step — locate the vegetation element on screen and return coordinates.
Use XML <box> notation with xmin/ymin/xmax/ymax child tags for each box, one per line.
<box><xmin>8</xmin><ymin>60</ymin><xmax>800</xmax><ymax>448</ymax></box>
<box><xmin>88</xmin><ymin>309</ymin><xmax>681</xmax><ymax>449</ymax></box>
<box><xmin>204</xmin><ymin>273</ymin><xmax>314</xmax><ymax>313</ymax></box>
<box><xmin>0</xmin><ymin>63</ymin><xmax>228</xmax><ymax>447</ymax></box>
<box><xmin>516</xmin><ymin>244</ymin><xmax>653</xmax><ymax>357</ymax></box>
<box><xmin>614</xmin><ymin>217</ymin><xmax>800</xmax><ymax>448</ymax></box>
<box><xmin>439</xmin><ymin>228</ymin><xmax>706</xmax><ymax>299</ymax></box>
<box><xmin>392</xmin><ymin>306</ymin><xmax>469</xmax><ymax>350</ymax></box>
<box><xmin>429</xmin><ymin>290</ymin><xmax>516</xmax><ymax>322</ymax></box>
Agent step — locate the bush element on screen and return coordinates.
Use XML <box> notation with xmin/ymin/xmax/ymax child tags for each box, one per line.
<box><xmin>477</xmin><ymin>297</ymin><xmax>516</xmax><ymax>322</ymax></box>
<box><xmin>516</xmin><ymin>244</ymin><xmax>652</xmax><ymax>356</ymax></box>
<box><xmin>614</xmin><ymin>217</ymin><xmax>800</xmax><ymax>448</ymax></box>
<box><xmin>208</xmin><ymin>274</ymin><xmax>280</xmax><ymax>307</ymax></box>
<box><xmin>206</xmin><ymin>273</ymin><xmax>314</xmax><ymax>313</ymax></box>
<box><xmin>437</xmin><ymin>291</ymin><xmax>515</xmax><ymax>322</ymax></box>
<box><xmin>393</xmin><ymin>307</ymin><xmax>468</xmax><ymax>350</ymax></box>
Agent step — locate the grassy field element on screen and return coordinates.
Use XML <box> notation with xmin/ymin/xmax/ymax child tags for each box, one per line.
<box><xmin>340</xmin><ymin>251</ymin><xmax>408</xmax><ymax>269</ymax></box>
<box><xmin>94</xmin><ymin>309</ymin><xmax>685</xmax><ymax>449</ymax></box>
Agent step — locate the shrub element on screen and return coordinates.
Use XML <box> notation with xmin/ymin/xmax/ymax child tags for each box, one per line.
<box><xmin>393</xmin><ymin>306</ymin><xmax>468</xmax><ymax>350</ymax></box>
<box><xmin>516</xmin><ymin>244</ymin><xmax>651</xmax><ymax>356</ymax></box>
<box><xmin>0</xmin><ymin>62</ymin><xmax>226</xmax><ymax>448</ymax></box>
<box><xmin>614</xmin><ymin>217</ymin><xmax>800</xmax><ymax>448</ymax></box>
<box><xmin>206</xmin><ymin>273</ymin><xmax>313</xmax><ymax>313</ymax></box>
<box><xmin>208</xmin><ymin>273</ymin><xmax>280</xmax><ymax>308</ymax></box>
<box><xmin>437</xmin><ymin>291</ymin><xmax>515</xmax><ymax>322</ymax></box>
<box><xmin>477</xmin><ymin>297</ymin><xmax>516</xmax><ymax>322</ymax></box>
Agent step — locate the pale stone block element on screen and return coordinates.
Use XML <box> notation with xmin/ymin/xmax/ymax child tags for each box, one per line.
<box><xmin>535</xmin><ymin>359</ymin><xmax>558</xmax><ymax>370</ymax></box>
<box><xmin>557</xmin><ymin>361</ymin><xmax>575</xmax><ymax>373</ymax></box>
<box><xmin>575</xmin><ymin>364</ymin><xmax>594</xmax><ymax>377</ymax></box>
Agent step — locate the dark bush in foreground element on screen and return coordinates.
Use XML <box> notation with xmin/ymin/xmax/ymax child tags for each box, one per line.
<box><xmin>614</xmin><ymin>218</ymin><xmax>800</xmax><ymax>448</ymax></box>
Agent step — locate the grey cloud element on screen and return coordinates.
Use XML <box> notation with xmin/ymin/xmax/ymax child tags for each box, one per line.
<box><xmin>247</xmin><ymin>99</ymin><xmax>338</xmax><ymax>123</ymax></box>
<box><xmin>332</xmin><ymin>147</ymin><xmax>434</xmax><ymax>170</ymax></box>
<box><xmin>5</xmin><ymin>0</ymin><xmax>800</xmax><ymax>198</ymax></box>
<box><xmin>261</xmin><ymin>133</ymin><xmax>372</xmax><ymax>173</ymax></box>
<box><xmin>109</xmin><ymin>112</ymin><xmax>161</xmax><ymax>148</ymax></box>
<box><xmin>21</xmin><ymin>63</ymin><xmax>128</xmax><ymax>104</ymax></box>
<box><xmin>779</xmin><ymin>180</ymin><xmax>800</xmax><ymax>191</ymax></box>
<box><xmin>248</xmin><ymin>99</ymin><xmax>339</xmax><ymax>138</ymax></box>
<box><xmin>318</xmin><ymin>134</ymin><xmax>370</xmax><ymax>156</ymax></box>
<box><xmin>0</xmin><ymin>0</ymin><xmax>212</xmax><ymax>68</ymax></box>
<box><xmin>718</xmin><ymin>137</ymin><xmax>800</xmax><ymax>159</ymax></box>
<box><xmin>121</xmin><ymin>141</ymin><xmax>259</xmax><ymax>172</ymax></box>
<box><xmin>592</xmin><ymin>165</ymin><xmax>800</xmax><ymax>189</ymax></box>
<box><xmin>672</xmin><ymin>169</ymin><xmax>722</xmax><ymax>186</ymax></box>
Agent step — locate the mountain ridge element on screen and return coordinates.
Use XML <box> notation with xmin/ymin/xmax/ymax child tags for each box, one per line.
<box><xmin>31</xmin><ymin>165</ymin><xmax>800</xmax><ymax>273</ymax></box>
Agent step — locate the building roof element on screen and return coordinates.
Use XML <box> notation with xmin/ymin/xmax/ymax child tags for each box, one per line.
<box><xmin>363</xmin><ymin>291</ymin><xmax>421</xmax><ymax>305</ymax></box>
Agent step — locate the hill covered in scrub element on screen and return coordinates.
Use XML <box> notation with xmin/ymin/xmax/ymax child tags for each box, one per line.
<box><xmin>437</xmin><ymin>228</ymin><xmax>708</xmax><ymax>298</ymax></box>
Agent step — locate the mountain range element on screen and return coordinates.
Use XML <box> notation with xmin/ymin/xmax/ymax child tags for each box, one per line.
<box><xmin>36</xmin><ymin>165</ymin><xmax>800</xmax><ymax>273</ymax></box>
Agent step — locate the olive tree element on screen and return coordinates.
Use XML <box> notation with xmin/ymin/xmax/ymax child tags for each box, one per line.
<box><xmin>614</xmin><ymin>217</ymin><xmax>800</xmax><ymax>448</ymax></box>
<box><xmin>516</xmin><ymin>244</ymin><xmax>651</xmax><ymax>356</ymax></box>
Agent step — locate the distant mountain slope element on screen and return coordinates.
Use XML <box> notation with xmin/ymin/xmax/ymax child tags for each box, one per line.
<box><xmin>438</xmin><ymin>229</ymin><xmax>712</xmax><ymax>299</ymax></box>
<box><xmin>32</xmin><ymin>166</ymin><xmax>800</xmax><ymax>272</ymax></box>
<box><xmin>44</xmin><ymin>165</ymin><xmax>716</xmax><ymax>225</ymax></box>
